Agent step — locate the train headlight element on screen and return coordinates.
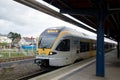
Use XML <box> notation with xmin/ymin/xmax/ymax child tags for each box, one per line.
<box><xmin>49</xmin><ymin>52</ymin><xmax>57</xmax><ymax>55</ymax></box>
<box><xmin>49</xmin><ymin>52</ymin><xmax>53</xmax><ymax>55</ymax></box>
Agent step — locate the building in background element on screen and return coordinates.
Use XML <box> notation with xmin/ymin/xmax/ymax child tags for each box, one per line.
<box><xmin>19</xmin><ymin>37</ymin><xmax>36</xmax><ymax>46</ymax></box>
<box><xmin>19</xmin><ymin>37</ymin><xmax>36</xmax><ymax>50</ymax></box>
<box><xmin>0</xmin><ymin>35</ymin><xmax>12</xmax><ymax>43</ymax></box>
<box><xmin>0</xmin><ymin>34</ymin><xmax>12</xmax><ymax>48</ymax></box>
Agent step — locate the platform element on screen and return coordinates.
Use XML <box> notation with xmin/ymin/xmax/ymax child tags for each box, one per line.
<box><xmin>30</xmin><ymin>49</ymin><xmax>120</xmax><ymax>80</ymax></box>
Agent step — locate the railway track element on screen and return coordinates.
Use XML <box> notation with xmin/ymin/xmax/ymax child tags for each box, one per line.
<box><xmin>16</xmin><ymin>67</ymin><xmax>59</xmax><ymax>80</ymax></box>
<box><xmin>0</xmin><ymin>58</ymin><xmax>34</xmax><ymax>68</ymax></box>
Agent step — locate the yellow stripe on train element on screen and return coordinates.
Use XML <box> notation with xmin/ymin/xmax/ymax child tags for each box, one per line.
<box><xmin>38</xmin><ymin>48</ymin><xmax>51</xmax><ymax>55</ymax></box>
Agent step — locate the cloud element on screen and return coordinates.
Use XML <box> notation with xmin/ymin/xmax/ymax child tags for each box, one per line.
<box><xmin>0</xmin><ymin>0</ymin><xmax>67</xmax><ymax>37</ymax></box>
<box><xmin>0</xmin><ymin>0</ymin><xmax>59</xmax><ymax>37</ymax></box>
<box><xmin>0</xmin><ymin>0</ymin><xmax>96</xmax><ymax>38</ymax></box>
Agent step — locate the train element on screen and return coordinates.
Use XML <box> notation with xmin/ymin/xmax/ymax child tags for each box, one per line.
<box><xmin>34</xmin><ymin>27</ymin><xmax>116</xmax><ymax>67</ymax></box>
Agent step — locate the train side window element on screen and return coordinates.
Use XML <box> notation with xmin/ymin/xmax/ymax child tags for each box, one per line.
<box><xmin>56</xmin><ymin>39</ymin><xmax>70</xmax><ymax>51</ymax></box>
<box><xmin>80</xmin><ymin>42</ymin><xmax>90</xmax><ymax>52</ymax></box>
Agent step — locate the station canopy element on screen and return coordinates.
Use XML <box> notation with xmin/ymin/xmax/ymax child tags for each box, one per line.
<box><xmin>15</xmin><ymin>0</ymin><xmax>120</xmax><ymax>41</ymax></box>
<box><xmin>43</xmin><ymin>0</ymin><xmax>120</xmax><ymax>41</ymax></box>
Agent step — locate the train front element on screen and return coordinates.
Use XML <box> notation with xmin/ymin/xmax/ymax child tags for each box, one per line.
<box><xmin>35</xmin><ymin>28</ymin><xmax>60</xmax><ymax>67</ymax></box>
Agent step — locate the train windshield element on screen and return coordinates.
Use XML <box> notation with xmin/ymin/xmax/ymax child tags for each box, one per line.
<box><xmin>38</xmin><ymin>29</ymin><xmax>59</xmax><ymax>49</ymax></box>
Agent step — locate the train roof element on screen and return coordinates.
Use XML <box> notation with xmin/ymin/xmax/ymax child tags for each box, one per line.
<box><xmin>46</xmin><ymin>26</ymin><xmax>116</xmax><ymax>44</ymax></box>
<box><xmin>46</xmin><ymin>26</ymin><xmax>72</xmax><ymax>31</ymax></box>
<box><xmin>46</xmin><ymin>26</ymin><xmax>93</xmax><ymax>39</ymax></box>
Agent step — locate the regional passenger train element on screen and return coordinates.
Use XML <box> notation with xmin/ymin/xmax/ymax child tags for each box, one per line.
<box><xmin>34</xmin><ymin>27</ymin><xmax>115</xmax><ymax>67</ymax></box>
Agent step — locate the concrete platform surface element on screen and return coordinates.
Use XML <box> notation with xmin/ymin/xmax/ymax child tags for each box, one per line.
<box><xmin>30</xmin><ymin>49</ymin><xmax>120</xmax><ymax>80</ymax></box>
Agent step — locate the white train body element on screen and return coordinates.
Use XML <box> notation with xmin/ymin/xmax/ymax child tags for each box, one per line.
<box><xmin>35</xmin><ymin>27</ymin><xmax>115</xmax><ymax>67</ymax></box>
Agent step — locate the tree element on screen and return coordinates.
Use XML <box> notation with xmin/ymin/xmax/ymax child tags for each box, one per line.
<box><xmin>7</xmin><ymin>32</ymin><xmax>21</xmax><ymax>46</ymax></box>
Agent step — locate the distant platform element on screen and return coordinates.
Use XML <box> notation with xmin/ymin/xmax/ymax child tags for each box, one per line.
<box><xmin>30</xmin><ymin>49</ymin><xmax>120</xmax><ymax>80</ymax></box>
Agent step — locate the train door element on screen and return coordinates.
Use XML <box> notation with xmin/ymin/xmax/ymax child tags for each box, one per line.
<box><xmin>71</xmin><ymin>37</ymin><xmax>80</xmax><ymax>62</ymax></box>
<box><xmin>80</xmin><ymin>40</ymin><xmax>91</xmax><ymax>59</ymax></box>
<box><xmin>55</xmin><ymin>38</ymin><xmax>72</xmax><ymax>65</ymax></box>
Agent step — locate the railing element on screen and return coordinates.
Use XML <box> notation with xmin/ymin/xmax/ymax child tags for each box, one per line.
<box><xmin>0</xmin><ymin>48</ymin><xmax>36</xmax><ymax>62</ymax></box>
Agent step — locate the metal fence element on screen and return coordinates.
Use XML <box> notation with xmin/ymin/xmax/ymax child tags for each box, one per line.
<box><xmin>0</xmin><ymin>47</ymin><xmax>36</xmax><ymax>59</ymax></box>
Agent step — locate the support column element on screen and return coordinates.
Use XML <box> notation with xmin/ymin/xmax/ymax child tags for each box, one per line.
<box><xmin>117</xmin><ymin>41</ymin><xmax>120</xmax><ymax>58</ymax></box>
<box><xmin>96</xmin><ymin>14</ymin><xmax>105</xmax><ymax>77</ymax></box>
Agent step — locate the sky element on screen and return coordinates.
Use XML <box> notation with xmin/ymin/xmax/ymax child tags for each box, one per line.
<box><xmin>0</xmin><ymin>0</ymin><xmax>97</xmax><ymax>38</ymax></box>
